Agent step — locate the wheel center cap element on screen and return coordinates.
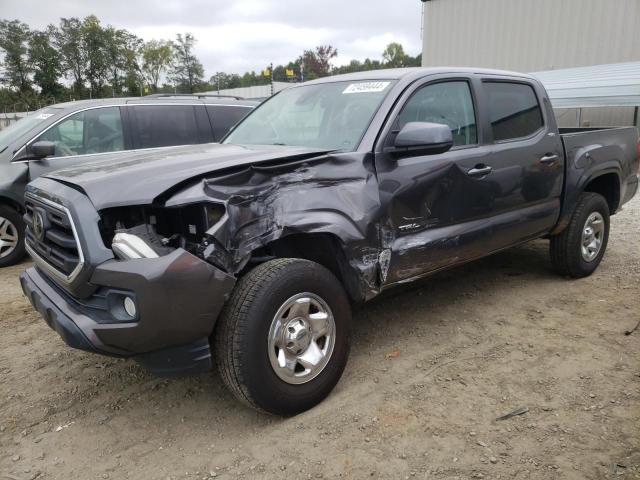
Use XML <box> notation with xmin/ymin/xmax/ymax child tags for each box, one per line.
<box><xmin>284</xmin><ymin>318</ymin><xmax>311</xmax><ymax>355</ymax></box>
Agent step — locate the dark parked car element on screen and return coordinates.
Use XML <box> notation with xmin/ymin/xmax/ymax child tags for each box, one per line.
<box><xmin>20</xmin><ymin>68</ymin><xmax>639</xmax><ymax>415</ymax></box>
<box><xmin>0</xmin><ymin>94</ymin><xmax>257</xmax><ymax>267</ymax></box>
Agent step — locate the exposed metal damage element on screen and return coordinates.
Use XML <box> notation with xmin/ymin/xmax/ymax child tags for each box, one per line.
<box><xmin>98</xmin><ymin>152</ymin><xmax>392</xmax><ymax>302</ymax></box>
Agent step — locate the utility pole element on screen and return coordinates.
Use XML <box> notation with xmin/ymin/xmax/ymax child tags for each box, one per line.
<box><xmin>270</xmin><ymin>62</ymin><xmax>274</xmax><ymax>96</ymax></box>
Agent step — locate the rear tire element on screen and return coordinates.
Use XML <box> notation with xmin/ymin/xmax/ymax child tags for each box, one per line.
<box><xmin>550</xmin><ymin>192</ymin><xmax>610</xmax><ymax>278</ymax></box>
<box><xmin>0</xmin><ymin>205</ymin><xmax>25</xmax><ymax>268</ymax></box>
<box><xmin>214</xmin><ymin>258</ymin><xmax>351</xmax><ymax>415</ymax></box>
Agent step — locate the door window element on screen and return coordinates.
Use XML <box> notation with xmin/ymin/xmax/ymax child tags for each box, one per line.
<box><xmin>484</xmin><ymin>82</ymin><xmax>543</xmax><ymax>141</ymax></box>
<box><xmin>396</xmin><ymin>81</ymin><xmax>477</xmax><ymax>147</ymax></box>
<box><xmin>132</xmin><ymin>105</ymin><xmax>199</xmax><ymax>149</ymax></box>
<box><xmin>207</xmin><ymin>105</ymin><xmax>253</xmax><ymax>140</ymax></box>
<box><xmin>34</xmin><ymin>107</ymin><xmax>124</xmax><ymax>157</ymax></box>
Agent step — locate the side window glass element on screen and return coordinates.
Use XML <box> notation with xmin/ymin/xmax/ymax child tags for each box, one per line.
<box><xmin>485</xmin><ymin>82</ymin><xmax>544</xmax><ymax>141</ymax></box>
<box><xmin>132</xmin><ymin>105</ymin><xmax>199</xmax><ymax>149</ymax></box>
<box><xmin>207</xmin><ymin>105</ymin><xmax>253</xmax><ymax>140</ymax></box>
<box><xmin>36</xmin><ymin>112</ymin><xmax>85</xmax><ymax>157</ymax></box>
<box><xmin>34</xmin><ymin>107</ymin><xmax>124</xmax><ymax>157</ymax></box>
<box><xmin>396</xmin><ymin>81</ymin><xmax>477</xmax><ymax>146</ymax></box>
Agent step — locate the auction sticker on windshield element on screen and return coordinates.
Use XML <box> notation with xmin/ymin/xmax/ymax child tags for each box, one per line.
<box><xmin>343</xmin><ymin>82</ymin><xmax>390</xmax><ymax>94</ymax></box>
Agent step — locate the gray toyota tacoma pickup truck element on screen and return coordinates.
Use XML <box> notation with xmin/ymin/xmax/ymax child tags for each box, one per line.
<box><xmin>20</xmin><ymin>68</ymin><xmax>639</xmax><ymax>415</ymax></box>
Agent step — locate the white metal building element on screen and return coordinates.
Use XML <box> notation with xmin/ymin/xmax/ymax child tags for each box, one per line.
<box><xmin>421</xmin><ymin>0</ymin><xmax>640</xmax><ymax>126</ymax></box>
<box><xmin>200</xmin><ymin>81</ymin><xmax>291</xmax><ymax>100</ymax></box>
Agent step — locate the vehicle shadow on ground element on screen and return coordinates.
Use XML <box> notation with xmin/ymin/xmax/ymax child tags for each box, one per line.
<box><xmin>199</xmin><ymin>239</ymin><xmax>556</xmax><ymax>416</ymax></box>
<box><xmin>28</xmin><ymin>240</ymin><xmax>557</xmax><ymax>425</ymax></box>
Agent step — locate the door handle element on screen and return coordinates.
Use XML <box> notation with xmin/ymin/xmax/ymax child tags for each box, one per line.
<box><xmin>539</xmin><ymin>154</ymin><xmax>559</xmax><ymax>165</ymax></box>
<box><xmin>467</xmin><ymin>165</ymin><xmax>492</xmax><ymax>177</ymax></box>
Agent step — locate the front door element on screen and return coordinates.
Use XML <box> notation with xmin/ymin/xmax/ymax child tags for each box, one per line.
<box><xmin>28</xmin><ymin>107</ymin><xmax>126</xmax><ymax>180</ymax></box>
<box><xmin>375</xmin><ymin>77</ymin><xmax>504</xmax><ymax>284</ymax></box>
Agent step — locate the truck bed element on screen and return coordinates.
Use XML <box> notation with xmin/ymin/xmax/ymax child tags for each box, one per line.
<box><xmin>556</xmin><ymin>126</ymin><xmax>639</xmax><ymax>231</ymax></box>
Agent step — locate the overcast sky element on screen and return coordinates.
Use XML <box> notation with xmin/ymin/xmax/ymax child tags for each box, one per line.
<box><xmin>2</xmin><ymin>0</ymin><xmax>424</xmax><ymax>80</ymax></box>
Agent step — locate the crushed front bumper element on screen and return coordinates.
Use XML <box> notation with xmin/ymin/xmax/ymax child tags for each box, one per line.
<box><xmin>20</xmin><ymin>249</ymin><xmax>236</xmax><ymax>376</ymax></box>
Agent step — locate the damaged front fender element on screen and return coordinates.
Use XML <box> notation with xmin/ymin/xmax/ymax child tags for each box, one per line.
<box><xmin>163</xmin><ymin>151</ymin><xmax>389</xmax><ymax>301</ymax></box>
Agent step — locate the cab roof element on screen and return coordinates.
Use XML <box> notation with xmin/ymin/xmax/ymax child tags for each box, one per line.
<box><xmin>304</xmin><ymin>66</ymin><xmax>535</xmax><ymax>85</ymax></box>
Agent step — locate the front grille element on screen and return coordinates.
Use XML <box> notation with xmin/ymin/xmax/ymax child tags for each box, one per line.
<box><xmin>24</xmin><ymin>195</ymin><xmax>83</xmax><ymax>282</ymax></box>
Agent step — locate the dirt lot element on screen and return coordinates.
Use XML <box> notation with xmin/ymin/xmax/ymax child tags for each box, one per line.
<box><xmin>1</xmin><ymin>198</ymin><xmax>639</xmax><ymax>480</ymax></box>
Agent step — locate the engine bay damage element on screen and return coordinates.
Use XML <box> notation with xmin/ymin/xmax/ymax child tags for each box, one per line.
<box><xmin>97</xmin><ymin>153</ymin><xmax>390</xmax><ymax>302</ymax></box>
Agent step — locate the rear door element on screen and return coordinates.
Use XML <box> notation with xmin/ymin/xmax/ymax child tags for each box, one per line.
<box><xmin>478</xmin><ymin>78</ymin><xmax>564</xmax><ymax>249</ymax></box>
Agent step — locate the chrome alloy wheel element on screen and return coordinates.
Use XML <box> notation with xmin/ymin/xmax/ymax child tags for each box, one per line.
<box><xmin>581</xmin><ymin>212</ymin><xmax>605</xmax><ymax>262</ymax></box>
<box><xmin>0</xmin><ymin>216</ymin><xmax>18</xmax><ymax>259</ymax></box>
<box><xmin>268</xmin><ymin>293</ymin><xmax>336</xmax><ymax>384</ymax></box>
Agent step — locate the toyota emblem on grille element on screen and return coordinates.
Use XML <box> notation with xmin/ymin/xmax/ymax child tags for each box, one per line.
<box><xmin>32</xmin><ymin>211</ymin><xmax>45</xmax><ymax>241</ymax></box>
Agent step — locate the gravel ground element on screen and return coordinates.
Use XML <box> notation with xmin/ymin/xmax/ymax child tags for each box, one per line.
<box><xmin>1</xmin><ymin>197</ymin><xmax>639</xmax><ymax>480</ymax></box>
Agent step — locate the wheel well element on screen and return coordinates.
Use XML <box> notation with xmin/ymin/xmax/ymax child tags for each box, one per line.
<box><xmin>245</xmin><ymin>233</ymin><xmax>362</xmax><ymax>303</ymax></box>
<box><xmin>0</xmin><ymin>196</ymin><xmax>23</xmax><ymax>214</ymax></box>
<box><xmin>583</xmin><ymin>173</ymin><xmax>620</xmax><ymax>214</ymax></box>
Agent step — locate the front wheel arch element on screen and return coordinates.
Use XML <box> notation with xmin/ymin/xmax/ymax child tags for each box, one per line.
<box><xmin>245</xmin><ymin>232</ymin><xmax>365</xmax><ymax>303</ymax></box>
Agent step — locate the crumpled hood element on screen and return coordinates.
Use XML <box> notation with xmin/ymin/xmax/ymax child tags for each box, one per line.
<box><xmin>44</xmin><ymin>143</ymin><xmax>331</xmax><ymax>209</ymax></box>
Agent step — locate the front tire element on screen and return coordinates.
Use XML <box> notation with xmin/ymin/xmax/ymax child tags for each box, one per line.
<box><xmin>550</xmin><ymin>192</ymin><xmax>610</xmax><ymax>278</ymax></box>
<box><xmin>0</xmin><ymin>205</ymin><xmax>26</xmax><ymax>268</ymax></box>
<box><xmin>214</xmin><ymin>258</ymin><xmax>351</xmax><ymax>415</ymax></box>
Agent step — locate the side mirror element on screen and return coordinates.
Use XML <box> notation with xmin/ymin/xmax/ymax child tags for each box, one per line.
<box><xmin>393</xmin><ymin>122</ymin><xmax>453</xmax><ymax>156</ymax></box>
<box><xmin>28</xmin><ymin>141</ymin><xmax>56</xmax><ymax>159</ymax></box>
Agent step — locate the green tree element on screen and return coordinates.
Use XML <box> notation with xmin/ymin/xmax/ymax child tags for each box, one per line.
<box><xmin>209</xmin><ymin>72</ymin><xmax>242</xmax><ymax>91</ymax></box>
<box><xmin>334</xmin><ymin>59</ymin><xmax>365</xmax><ymax>75</ymax></box>
<box><xmin>29</xmin><ymin>27</ymin><xmax>63</xmax><ymax>98</ymax></box>
<box><xmin>381</xmin><ymin>42</ymin><xmax>413</xmax><ymax>68</ymax></box>
<box><xmin>122</xmin><ymin>37</ymin><xmax>144</xmax><ymax>95</ymax></box>
<box><xmin>81</xmin><ymin>15</ymin><xmax>108</xmax><ymax>97</ymax></box>
<box><xmin>169</xmin><ymin>33</ymin><xmax>204</xmax><ymax>93</ymax></box>
<box><xmin>104</xmin><ymin>27</ymin><xmax>141</xmax><ymax>96</ymax></box>
<box><xmin>0</xmin><ymin>20</ymin><xmax>33</xmax><ymax>94</ymax></box>
<box><xmin>141</xmin><ymin>39</ymin><xmax>173</xmax><ymax>92</ymax></box>
<box><xmin>298</xmin><ymin>45</ymin><xmax>337</xmax><ymax>80</ymax></box>
<box><xmin>54</xmin><ymin>17</ymin><xmax>86</xmax><ymax>96</ymax></box>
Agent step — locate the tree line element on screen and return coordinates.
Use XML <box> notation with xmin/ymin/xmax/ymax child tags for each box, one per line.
<box><xmin>0</xmin><ymin>15</ymin><xmax>421</xmax><ymax>111</ymax></box>
<box><xmin>211</xmin><ymin>43</ymin><xmax>421</xmax><ymax>91</ymax></box>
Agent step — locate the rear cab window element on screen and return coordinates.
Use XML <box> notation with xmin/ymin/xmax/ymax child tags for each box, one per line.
<box><xmin>484</xmin><ymin>81</ymin><xmax>544</xmax><ymax>141</ymax></box>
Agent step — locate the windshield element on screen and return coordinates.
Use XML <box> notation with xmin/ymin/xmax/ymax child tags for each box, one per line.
<box><xmin>224</xmin><ymin>80</ymin><xmax>396</xmax><ymax>151</ymax></box>
<box><xmin>0</xmin><ymin>107</ymin><xmax>62</xmax><ymax>152</ymax></box>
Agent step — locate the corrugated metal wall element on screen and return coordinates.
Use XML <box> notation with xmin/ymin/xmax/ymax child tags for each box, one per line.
<box><xmin>421</xmin><ymin>0</ymin><xmax>640</xmax><ymax>127</ymax></box>
<box><xmin>422</xmin><ymin>0</ymin><xmax>640</xmax><ymax>71</ymax></box>
<box><xmin>200</xmin><ymin>82</ymin><xmax>291</xmax><ymax>99</ymax></box>
<box><xmin>554</xmin><ymin>107</ymin><xmax>636</xmax><ymax>128</ymax></box>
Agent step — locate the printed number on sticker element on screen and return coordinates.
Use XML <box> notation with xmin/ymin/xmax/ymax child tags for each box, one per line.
<box><xmin>343</xmin><ymin>82</ymin><xmax>390</xmax><ymax>94</ymax></box>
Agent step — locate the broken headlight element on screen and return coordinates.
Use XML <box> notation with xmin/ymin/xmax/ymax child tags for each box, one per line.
<box><xmin>100</xmin><ymin>202</ymin><xmax>226</xmax><ymax>260</ymax></box>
